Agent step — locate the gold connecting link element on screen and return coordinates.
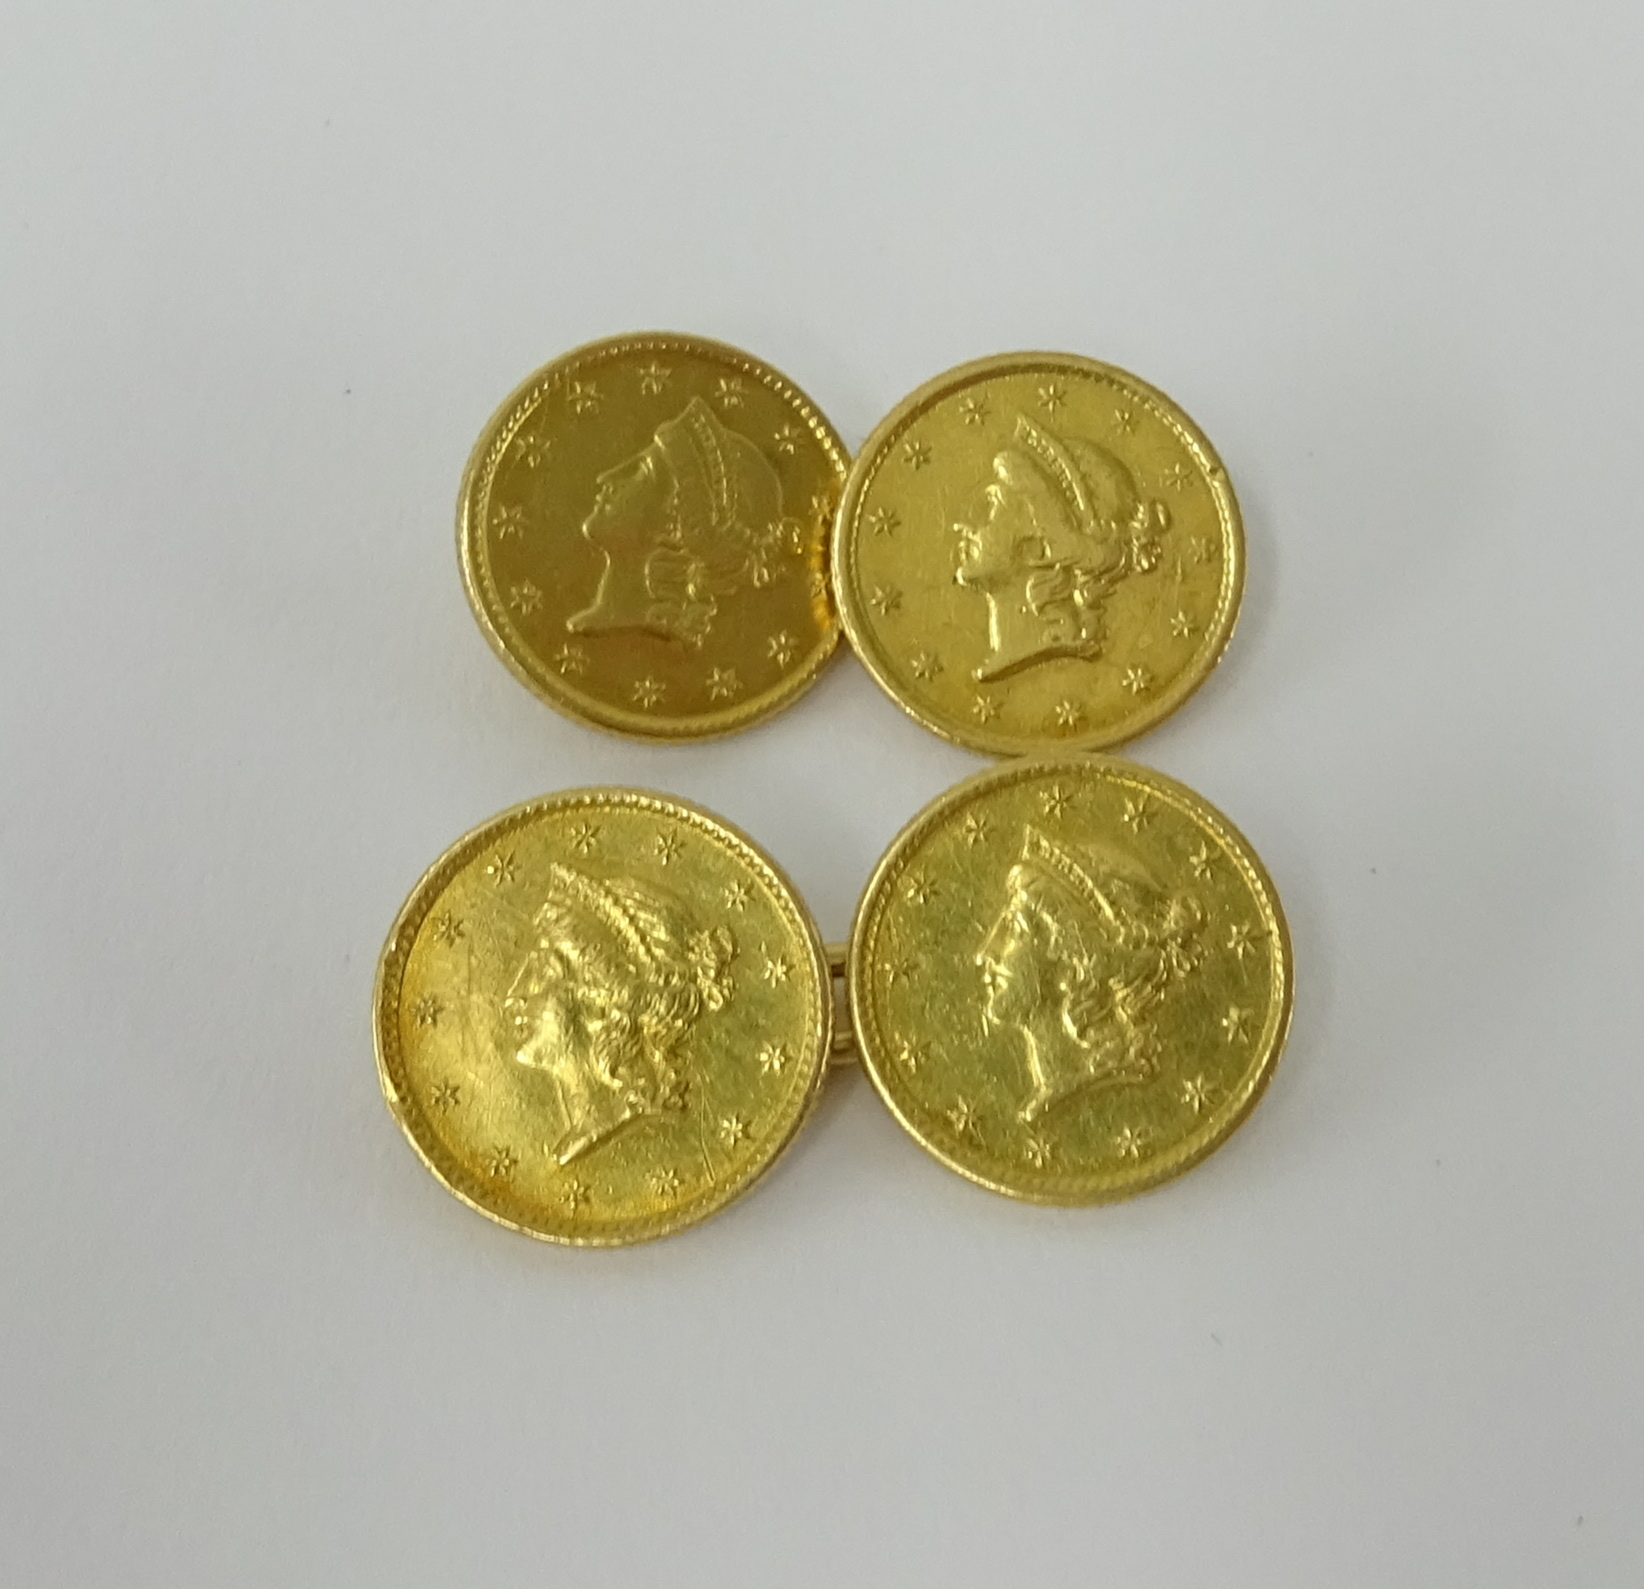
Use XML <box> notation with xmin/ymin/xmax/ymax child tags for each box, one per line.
<box><xmin>825</xmin><ymin>942</ymin><xmax>856</xmax><ymax>1064</ymax></box>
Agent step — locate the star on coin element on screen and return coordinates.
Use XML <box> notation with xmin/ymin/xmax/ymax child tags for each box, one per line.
<box><xmin>510</xmin><ymin>434</ymin><xmax>549</xmax><ymax>468</ymax></box>
<box><xmin>724</xmin><ymin>879</ymin><xmax>752</xmax><ymax>911</ymax></box>
<box><xmin>430</xmin><ymin>911</ymin><xmax>465</xmax><ymax>946</ymax></box>
<box><xmin>1191</xmin><ymin>536</ymin><xmax>1216</xmax><ymax>564</ymax></box>
<box><xmin>1162</xmin><ymin>461</ymin><xmax>1193</xmax><ymax>492</ymax></box>
<box><xmin>567</xmin><ymin>379</ymin><xmax>600</xmax><ymax>415</ymax></box>
<box><xmin>883</xmin><ymin>956</ymin><xmax>919</xmax><ymax>986</ymax></box>
<box><xmin>552</xmin><ymin>642</ymin><xmax>588</xmax><ymax>676</ymax></box>
<box><xmin>897</xmin><ymin>1041</ymin><xmax>925</xmax><ymax>1073</ymax></box>
<box><xmin>762</xmin><ymin>954</ymin><xmax>792</xmax><ymax>985</ymax></box>
<box><xmin>486</xmin><ymin>1145</ymin><xmax>519</xmax><ymax>1178</ymax></box>
<box><xmin>508</xmin><ymin>582</ymin><xmax>542</xmax><ymax>616</ymax></box>
<box><xmin>632</xmin><ymin>676</ymin><xmax>665</xmax><ymax>708</ymax></box>
<box><xmin>636</xmin><ymin>361</ymin><xmax>670</xmax><ymax>395</ymax></box>
<box><xmin>1037</xmin><ymin>381</ymin><xmax>1066</xmax><ymax>413</ymax></box>
<box><xmin>959</xmin><ymin>394</ymin><xmax>989</xmax><ymax>425</ymax></box>
<box><xmin>1227</xmin><ymin>922</ymin><xmax>1261</xmax><ymax>963</ymax></box>
<box><xmin>961</xmin><ymin>812</ymin><xmax>990</xmax><ymax>845</ymax></box>
<box><xmin>1120</xmin><ymin>794</ymin><xmax>1153</xmax><ymax>832</ymax></box>
<box><xmin>1113</xmin><ymin>404</ymin><xmax>1138</xmax><ymax>433</ymax></box>
<box><xmin>947</xmin><ymin>1097</ymin><xmax>980</xmax><ymax>1139</ymax></box>
<box><xmin>773</xmin><ymin>421</ymin><xmax>800</xmax><ymax>455</ymax></box>
<box><xmin>485</xmin><ymin>851</ymin><xmax>518</xmax><ymax>886</ymax></box>
<box><xmin>1053</xmin><ymin>698</ymin><xmax>1084</xmax><ymax>730</ymax></box>
<box><xmin>1041</xmin><ymin>784</ymin><xmax>1073</xmax><ymax>818</ymax></box>
<box><xmin>1170</xmin><ymin>610</ymin><xmax>1196</xmax><ymax>639</ymax></box>
<box><xmin>1180</xmin><ymin>1075</ymin><xmax>1215</xmax><ymax>1114</ymax></box>
<box><xmin>706</xmin><ymin>666</ymin><xmax>741</xmax><ymax>701</ymax></box>
<box><xmin>412</xmin><ymin>993</ymin><xmax>445</xmax><ymax>1028</ymax></box>
<box><xmin>758</xmin><ymin>1043</ymin><xmax>791</xmax><ymax>1076</ymax></box>
<box><xmin>492</xmin><ymin>502</ymin><xmax>526</xmax><ymax>538</ymax></box>
<box><xmin>715</xmin><ymin>376</ymin><xmax>746</xmax><ymax>409</ymax></box>
<box><xmin>973</xmin><ymin>695</ymin><xmax>1000</xmax><ymax>724</ymax></box>
<box><xmin>650</xmin><ymin>1166</ymin><xmax>682</xmax><ymax>1196</ymax></box>
<box><xmin>561</xmin><ymin>1176</ymin><xmax>591</xmax><ymax>1211</ymax></box>
<box><xmin>1221</xmin><ymin>1005</ymin><xmax>1253</xmax><ymax>1043</ymax></box>
<box><xmin>867</xmin><ymin>506</ymin><xmax>900</xmax><ymax>538</ymax></box>
<box><xmin>905</xmin><ymin>875</ymin><xmax>936</xmax><ymax>905</ymax></box>
<box><xmin>431</xmin><ymin>1081</ymin><xmax>461</xmax><ymax>1111</ymax></box>
<box><xmin>1023</xmin><ymin>1135</ymin><xmax>1054</xmax><ymax>1168</ymax></box>
<box><xmin>811</xmin><ymin>490</ymin><xmax>837</xmax><ymax>523</ymax></box>
<box><xmin>1188</xmin><ymin>843</ymin><xmax>1216</xmax><ymax>880</ymax></box>
<box><xmin>1113</xmin><ymin>1125</ymin><xmax>1148</xmax><ymax>1160</ymax></box>
<box><xmin>654</xmin><ymin>832</ymin><xmax>682</xmax><ymax>865</ymax></box>
<box><xmin>1122</xmin><ymin>665</ymin><xmax>1153</xmax><ymax>695</ymax></box>
<box><xmin>568</xmin><ymin>821</ymin><xmax>600</xmax><ymax>855</ymax></box>
<box><xmin>767</xmin><ymin>630</ymin><xmax>796</xmax><ymax>666</ymax></box>
<box><xmin>720</xmin><ymin>1114</ymin><xmax>750</xmax><ymax>1146</ymax></box>
<box><xmin>868</xmin><ymin>584</ymin><xmax>902</xmax><ymax>616</ymax></box>
<box><xmin>902</xmin><ymin>438</ymin><xmax>931</xmax><ymax>469</ymax></box>
<box><xmin>910</xmin><ymin>650</ymin><xmax>942</xmax><ymax>681</ymax></box>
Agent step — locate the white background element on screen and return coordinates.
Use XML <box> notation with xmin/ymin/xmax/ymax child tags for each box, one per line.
<box><xmin>2</xmin><ymin>2</ymin><xmax>1641</xmax><ymax>1584</ymax></box>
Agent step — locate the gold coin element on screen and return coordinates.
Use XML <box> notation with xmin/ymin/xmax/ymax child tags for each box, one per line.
<box><xmin>833</xmin><ymin>353</ymin><xmax>1243</xmax><ymax>755</ymax></box>
<box><xmin>459</xmin><ymin>333</ymin><xmax>848</xmax><ymax>740</ymax></box>
<box><xmin>374</xmin><ymin>790</ymin><xmax>831</xmax><ymax>1245</ymax></box>
<box><xmin>848</xmin><ymin>756</ymin><xmax>1290</xmax><ymax>1204</ymax></box>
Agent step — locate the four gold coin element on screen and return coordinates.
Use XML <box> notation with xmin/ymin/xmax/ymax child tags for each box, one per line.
<box><xmin>849</xmin><ymin>756</ymin><xmax>1291</xmax><ymax>1204</ymax></box>
<box><xmin>374</xmin><ymin>789</ymin><xmax>832</xmax><ymax>1245</ymax></box>
<box><xmin>833</xmin><ymin>353</ymin><xmax>1243</xmax><ymax>755</ymax></box>
<box><xmin>389</xmin><ymin>335</ymin><xmax>1288</xmax><ymax>1242</ymax></box>
<box><xmin>459</xmin><ymin>333</ymin><xmax>848</xmax><ymax>741</ymax></box>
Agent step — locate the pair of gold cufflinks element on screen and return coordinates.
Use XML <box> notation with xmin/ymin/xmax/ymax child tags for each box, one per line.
<box><xmin>376</xmin><ymin>333</ymin><xmax>1290</xmax><ymax>1245</ymax></box>
<box><xmin>457</xmin><ymin>333</ymin><xmax>1238</xmax><ymax>756</ymax></box>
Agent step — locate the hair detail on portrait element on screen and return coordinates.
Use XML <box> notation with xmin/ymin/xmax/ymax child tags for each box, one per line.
<box><xmin>976</xmin><ymin>826</ymin><xmax>1204</xmax><ymax>1122</ymax></box>
<box><xmin>954</xmin><ymin>414</ymin><xmax>1169</xmax><ymax>682</ymax></box>
<box><xmin>503</xmin><ymin>861</ymin><xmax>738</xmax><ymax>1164</ymax></box>
<box><xmin>568</xmin><ymin>395</ymin><xmax>800</xmax><ymax>649</ymax></box>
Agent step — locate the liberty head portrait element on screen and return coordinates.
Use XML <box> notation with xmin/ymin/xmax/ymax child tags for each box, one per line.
<box><xmin>568</xmin><ymin>396</ymin><xmax>798</xmax><ymax>648</ymax></box>
<box><xmin>503</xmin><ymin>862</ymin><xmax>737</xmax><ymax>1164</ymax></box>
<box><xmin>953</xmin><ymin>415</ymin><xmax>1169</xmax><ymax>682</ymax></box>
<box><xmin>976</xmin><ymin>827</ymin><xmax>1205</xmax><ymax>1123</ymax></box>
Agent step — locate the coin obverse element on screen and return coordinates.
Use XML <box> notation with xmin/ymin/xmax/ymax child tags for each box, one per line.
<box><xmin>848</xmin><ymin>757</ymin><xmax>1291</xmax><ymax>1205</ymax></box>
<box><xmin>834</xmin><ymin>352</ymin><xmax>1244</xmax><ymax>755</ymax></box>
<box><xmin>375</xmin><ymin>790</ymin><xmax>832</xmax><ymax>1245</ymax></box>
<box><xmin>460</xmin><ymin>332</ymin><xmax>848</xmax><ymax>740</ymax></box>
